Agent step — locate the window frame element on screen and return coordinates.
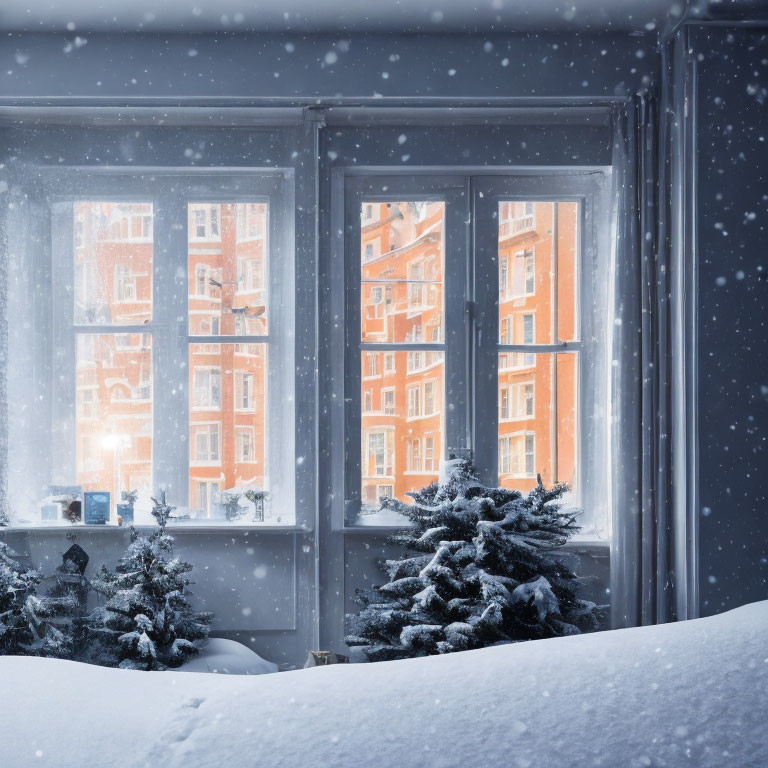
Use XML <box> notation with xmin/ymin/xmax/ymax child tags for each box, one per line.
<box><xmin>334</xmin><ymin>168</ymin><xmax>610</xmax><ymax>535</ymax></box>
<box><xmin>42</xmin><ymin>169</ymin><xmax>296</xmax><ymax>526</ymax></box>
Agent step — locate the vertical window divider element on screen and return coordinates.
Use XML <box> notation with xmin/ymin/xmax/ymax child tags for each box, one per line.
<box><xmin>154</xmin><ymin>181</ymin><xmax>189</xmax><ymax>505</ymax></box>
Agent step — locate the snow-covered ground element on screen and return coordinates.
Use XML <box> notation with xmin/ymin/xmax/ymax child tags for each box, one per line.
<box><xmin>2</xmin><ymin>601</ymin><xmax>767</xmax><ymax>768</ymax></box>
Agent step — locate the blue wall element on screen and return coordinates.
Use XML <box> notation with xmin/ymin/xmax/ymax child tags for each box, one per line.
<box><xmin>694</xmin><ymin>27</ymin><xmax>768</xmax><ymax>615</ymax></box>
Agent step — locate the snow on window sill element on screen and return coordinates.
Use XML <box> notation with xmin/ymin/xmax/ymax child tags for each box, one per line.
<box><xmin>2</xmin><ymin>521</ymin><xmax>308</xmax><ymax>534</ymax></box>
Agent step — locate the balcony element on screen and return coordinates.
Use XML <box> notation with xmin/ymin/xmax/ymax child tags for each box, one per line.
<box><xmin>499</xmin><ymin>214</ymin><xmax>535</xmax><ymax>239</ymax></box>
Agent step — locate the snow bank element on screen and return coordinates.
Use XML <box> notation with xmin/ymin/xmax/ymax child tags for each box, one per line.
<box><xmin>177</xmin><ymin>638</ymin><xmax>278</xmax><ymax>676</ymax></box>
<box><xmin>2</xmin><ymin>601</ymin><xmax>767</xmax><ymax>768</ymax></box>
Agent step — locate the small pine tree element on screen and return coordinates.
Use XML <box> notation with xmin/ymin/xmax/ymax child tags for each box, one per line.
<box><xmin>0</xmin><ymin>541</ymin><xmax>76</xmax><ymax>658</ymax></box>
<box><xmin>85</xmin><ymin>494</ymin><xmax>212</xmax><ymax>670</ymax></box>
<box><xmin>346</xmin><ymin>461</ymin><xmax>604</xmax><ymax>661</ymax></box>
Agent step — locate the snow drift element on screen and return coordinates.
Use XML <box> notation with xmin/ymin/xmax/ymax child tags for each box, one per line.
<box><xmin>2</xmin><ymin>601</ymin><xmax>767</xmax><ymax>768</ymax></box>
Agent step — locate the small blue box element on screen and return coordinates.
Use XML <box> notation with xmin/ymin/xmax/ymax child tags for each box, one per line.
<box><xmin>117</xmin><ymin>503</ymin><xmax>134</xmax><ymax>524</ymax></box>
<box><xmin>84</xmin><ymin>492</ymin><xmax>110</xmax><ymax>525</ymax></box>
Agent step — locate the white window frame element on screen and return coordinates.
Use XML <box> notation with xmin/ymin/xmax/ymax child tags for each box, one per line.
<box><xmin>337</xmin><ymin>170</ymin><xmax>609</xmax><ymax>540</ymax></box>
<box><xmin>191</xmin><ymin>421</ymin><xmax>221</xmax><ymax>465</ymax></box>
<box><xmin>192</xmin><ymin>366</ymin><xmax>222</xmax><ymax>410</ymax></box>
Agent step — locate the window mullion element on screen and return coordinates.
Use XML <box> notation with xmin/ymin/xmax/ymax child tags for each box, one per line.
<box><xmin>472</xmin><ymin>182</ymin><xmax>501</xmax><ymax>487</ymax></box>
<box><xmin>153</xmin><ymin>184</ymin><xmax>189</xmax><ymax>505</ymax></box>
<box><xmin>444</xmin><ymin>185</ymin><xmax>471</xmax><ymax>462</ymax></box>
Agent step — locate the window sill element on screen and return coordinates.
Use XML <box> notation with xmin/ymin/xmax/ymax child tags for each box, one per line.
<box><xmin>1</xmin><ymin>523</ymin><xmax>309</xmax><ymax>535</ymax></box>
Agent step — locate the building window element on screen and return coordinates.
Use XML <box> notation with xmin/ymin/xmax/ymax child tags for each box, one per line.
<box><xmin>195</xmin><ymin>264</ymin><xmax>209</xmax><ymax>297</ymax></box>
<box><xmin>114</xmin><ymin>264</ymin><xmax>136</xmax><ymax>302</ymax></box>
<box><xmin>383</xmin><ymin>388</ymin><xmax>395</xmax><ymax>415</ymax></box>
<box><xmin>498</xmin><ymin>433</ymin><xmax>535</xmax><ymax>478</ymax></box>
<box><xmin>384</xmin><ymin>353</ymin><xmax>395</xmax><ymax>373</ymax></box>
<box><xmin>512</xmin><ymin>251</ymin><xmax>535</xmax><ymax>297</ymax></box>
<box><xmin>189</xmin><ymin>204</ymin><xmax>222</xmax><ymax>241</ymax></box>
<box><xmin>407</xmin><ymin>438</ymin><xmax>421</xmax><ymax>472</ymax></box>
<box><xmin>424</xmin><ymin>381</ymin><xmax>436</xmax><ymax>416</ymax></box>
<box><xmin>499</xmin><ymin>258</ymin><xmax>508</xmax><ymax>298</ymax></box>
<box><xmin>195</xmin><ymin>480</ymin><xmax>220</xmax><ymax>516</ymax></box>
<box><xmin>193</xmin><ymin>423</ymin><xmax>220</xmax><ymax>464</ymax></box>
<box><xmin>236</xmin><ymin>429</ymin><xmax>255</xmax><ymax>463</ymax></box>
<box><xmin>424</xmin><ymin>436</ymin><xmax>435</xmax><ymax>471</ymax></box>
<box><xmin>365</xmin><ymin>431</ymin><xmax>393</xmax><ymax>478</ymax></box>
<box><xmin>235</xmin><ymin>372</ymin><xmax>254</xmax><ymax>411</ymax></box>
<box><xmin>193</xmin><ymin>368</ymin><xmax>221</xmax><ymax>409</ymax></box>
<box><xmin>407</xmin><ymin>386</ymin><xmax>421</xmax><ymax>418</ymax></box>
<box><xmin>365</xmin><ymin>352</ymin><xmax>379</xmax><ymax>377</ymax></box>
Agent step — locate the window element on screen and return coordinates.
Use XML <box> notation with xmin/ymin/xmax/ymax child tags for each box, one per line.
<box><xmin>407</xmin><ymin>438</ymin><xmax>421</xmax><ymax>472</ymax></box>
<box><xmin>77</xmin><ymin>389</ymin><xmax>97</xmax><ymax>420</ymax></box>
<box><xmin>407</xmin><ymin>385</ymin><xmax>421</xmax><ymax>418</ymax></box>
<box><xmin>383</xmin><ymin>388</ymin><xmax>395</xmax><ymax>415</ymax></box>
<box><xmin>114</xmin><ymin>265</ymin><xmax>136</xmax><ymax>302</ymax></box>
<box><xmin>195</xmin><ymin>481</ymin><xmax>220</xmax><ymax>517</ymax></box>
<box><xmin>424</xmin><ymin>381</ymin><xmax>436</xmax><ymax>416</ymax></box>
<box><xmin>384</xmin><ymin>353</ymin><xmax>395</xmax><ymax>373</ymax></box>
<box><xmin>236</xmin><ymin>429</ymin><xmax>255</xmax><ymax>463</ymax></box>
<box><xmin>341</xmin><ymin>173</ymin><xmax>605</xmax><ymax>532</ymax></box>
<box><xmin>6</xmin><ymin>136</ymin><xmax>296</xmax><ymax>528</ymax></box>
<box><xmin>236</xmin><ymin>202</ymin><xmax>265</xmax><ymax>242</ymax></box>
<box><xmin>189</xmin><ymin>204</ymin><xmax>222</xmax><ymax>241</ymax></box>
<box><xmin>499</xmin><ymin>258</ymin><xmax>508</xmax><ymax>298</ymax></box>
<box><xmin>195</xmin><ymin>264</ymin><xmax>209</xmax><ymax>297</ymax></box>
<box><xmin>511</xmin><ymin>251</ymin><xmax>535</xmax><ymax>297</ymax></box>
<box><xmin>365</xmin><ymin>352</ymin><xmax>379</xmax><ymax>377</ymax></box>
<box><xmin>364</xmin><ymin>390</ymin><xmax>373</xmax><ymax>412</ymax></box>
<box><xmin>193</xmin><ymin>368</ymin><xmax>221</xmax><ymax>409</ymax></box>
<box><xmin>235</xmin><ymin>372</ymin><xmax>254</xmax><ymax>411</ymax></box>
<box><xmin>424</xmin><ymin>436</ymin><xmax>435</xmax><ymax>471</ymax></box>
<box><xmin>364</xmin><ymin>431</ymin><xmax>393</xmax><ymax>479</ymax></box>
<box><xmin>498</xmin><ymin>433</ymin><xmax>535</xmax><ymax>478</ymax></box>
<box><xmin>193</xmin><ymin>423</ymin><xmax>220</xmax><ymax>464</ymax></box>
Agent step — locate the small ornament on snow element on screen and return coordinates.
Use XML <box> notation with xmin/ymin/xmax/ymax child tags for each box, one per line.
<box><xmin>304</xmin><ymin>650</ymin><xmax>349</xmax><ymax>668</ymax></box>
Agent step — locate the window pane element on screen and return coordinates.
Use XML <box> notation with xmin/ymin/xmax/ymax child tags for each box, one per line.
<box><xmin>360</xmin><ymin>350</ymin><xmax>444</xmax><ymax>512</ymax></box>
<box><xmin>361</xmin><ymin>201</ymin><xmax>444</xmax><ymax>344</ymax></box>
<box><xmin>556</xmin><ymin>201</ymin><xmax>579</xmax><ymax>342</ymax></box>
<box><xmin>499</xmin><ymin>200</ymin><xmax>580</xmax><ymax>345</ymax></box>
<box><xmin>498</xmin><ymin>353</ymin><xmax>577</xmax><ymax>495</ymax></box>
<box><xmin>74</xmin><ymin>202</ymin><xmax>153</xmax><ymax>325</ymax></box>
<box><xmin>188</xmin><ymin>203</ymin><xmax>268</xmax><ymax>336</ymax></box>
<box><xmin>189</xmin><ymin>342</ymin><xmax>267</xmax><ymax>519</ymax></box>
<box><xmin>75</xmin><ymin>333</ymin><xmax>153</xmax><ymax>520</ymax></box>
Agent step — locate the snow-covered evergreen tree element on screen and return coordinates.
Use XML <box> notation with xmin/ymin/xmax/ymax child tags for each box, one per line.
<box><xmin>0</xmin><ymin>541</ymin><xmax>76</xmax><ymax>658</ymax></box>
<box><xmin>346</xmin><ymin>461</ymin><xmax>604</xmax><ymax>661</ymax></box>
<box><xmin>85</xmin><ymin>495</ymin><xmax>212</xmax><ymax>670</ymax></box>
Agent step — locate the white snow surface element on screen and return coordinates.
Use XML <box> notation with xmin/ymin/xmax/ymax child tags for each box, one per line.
<box><xmin>177</xmin><ymin>638</ymin><xmax>278</xmax><ymax>676</ymax></box>
<box><xmin>2</xmin><ymin>601</ymin><xmax>767</xmax><ymax>768</ymax></box>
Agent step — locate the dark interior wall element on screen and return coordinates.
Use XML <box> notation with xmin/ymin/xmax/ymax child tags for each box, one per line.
<box><xmin>693</xmin><ymin>27</ymin><xmax>768</xmax><ymax>616</ymax></box>
<box><xmin>0</xmin><ymin>31</ymin><xmax>655</xmax><ymax>101</ymax></box>
<box><xmin>0</xmin><ymin>30</ymin><xmax>660</xmax><ymax>665</ymax></box>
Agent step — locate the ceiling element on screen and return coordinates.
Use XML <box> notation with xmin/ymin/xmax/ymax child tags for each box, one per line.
<box><xmin>0</xmin><ymin>0</ymin><xmax>687</xmax><ymax>34</ymax></box>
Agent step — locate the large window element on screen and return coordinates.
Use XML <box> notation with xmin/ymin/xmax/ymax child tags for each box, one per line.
<box><xmin>340</xmin><ymin>173</ymin><xmax>609</xmax><ymax>535</ymax></box>
<box><xmin>6</xmin><ymin>169</ymin><xmax>295</xmax><ymax>528</ymax></box>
